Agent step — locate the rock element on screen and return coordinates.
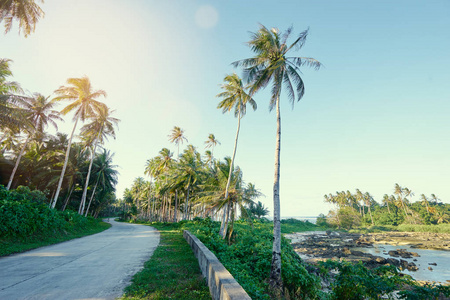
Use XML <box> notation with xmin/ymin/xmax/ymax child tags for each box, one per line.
<box><xmin>342</xmin><ymin>247</ymin><xmax>352</xmax><ymax>255</ymax></box>
<box><xmin>428</xmin><ymin>267</ymin><xmax>433</xmax><ymax>271</ymax></box>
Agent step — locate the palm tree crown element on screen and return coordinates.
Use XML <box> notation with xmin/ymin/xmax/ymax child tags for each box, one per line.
<box><xmin>168</xmin><ymin>126</ymin><xmax>188</xmax><ymax>157</ymax></box>
<box><xmin>0</xmin><ymin>0</ymin><xmax>45</xmax><ymax>37</ymax></box>
<box><xmin>217</xmin><ymin>73</ymin><xmax>256</xmax><ymax>117</ymax></box>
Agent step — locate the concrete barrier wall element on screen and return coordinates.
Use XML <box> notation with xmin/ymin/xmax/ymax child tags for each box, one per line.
<box><xmin>183</xmin><ymin>230</ymin><xmax>252</xmax><ymax>300</ymax></box>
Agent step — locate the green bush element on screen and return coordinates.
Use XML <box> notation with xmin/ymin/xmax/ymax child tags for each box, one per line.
<box><xmin>320</xmin><ymin>260</ymin><xmax>450</xmax><ymax>300</ymax></box>
<box><xmin>0</xmin><ymin>186</ymin><xmax>97</xmax><ymax>239</ymax></box>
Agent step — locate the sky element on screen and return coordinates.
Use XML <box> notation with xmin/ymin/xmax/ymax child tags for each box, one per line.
<box><xmin>2</xmin><ymin>0</ymin><xmax>449</xmax><ymax>217</ymax></box>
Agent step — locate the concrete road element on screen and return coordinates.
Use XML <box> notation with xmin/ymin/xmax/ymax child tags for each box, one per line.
<box><xmin>0</xmin><ymin>220</ymin><xmax>160</xmax><ymax>300</ymax></box>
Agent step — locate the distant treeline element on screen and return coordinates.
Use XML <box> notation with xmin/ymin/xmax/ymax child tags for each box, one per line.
<box><xmin>321</xmin><ymin>184</ymin><xmax>449</xmax><ymax>229</ymax></box>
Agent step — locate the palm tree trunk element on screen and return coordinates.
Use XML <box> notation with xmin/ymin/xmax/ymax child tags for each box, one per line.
<box><xmin>80</xmin><ymin>131</ymin><xmax>101</xmax><ymax>215</ymax></box>
<box><xmin>52</xmin><ymin>117</ymin><xmax>79</xmax><ymax>208</ymax></box>
<box><xmin>368</xmin><ymin>203</ymin><xmax>374</xmax><ymax>225</ymax></box>
<box><xmin>6</xmin><ymin>135</ymin><xmax>30</xmax><ymax>190</ymax></box>
<box><xmin>270</xmin><ymin>96</ymin><xmax>283</xmax><ymax>292</ymax></box>
<box><xmin>84</xmin><ymin>179</ymin><xmax>99</xmax><ymax>217</ymax></box>
<box><xmin>174</xmin><ymin>190</ymin><xmax>178</xmax><ymax>222</ymax></box>
<box><xmin>184</xmin><ymin>185</ymin><xmax>190</xmax><ymax>220</ymax></box>
<box><xmin>147</xmin><ymin>183</ymin><xmax>152</xmax><ymax>219</ymax></box>
<box><xmin>220</xmin><ymin>109</ymin><xmax>241</xmax><ymax>238</ymax></box>
<box><xmin>62</xmin><ymin>185</ymin><xmax>75</xmax><ymax>211</ymax></box>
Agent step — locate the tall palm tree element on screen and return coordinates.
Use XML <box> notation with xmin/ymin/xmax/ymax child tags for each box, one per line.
<box><xmin>233</xmin><ymin>24</ymin><xmax>321</xmax><ymax>290</ymax></box>
<box><xmin>382</xmin><ymin>194</ymin><xmax>391</xmax><ymax>214</ymax></box>
<box><xmin>0</xmin><ymin>0</ymin><xmax>44</xmax><ymax>37</ymax></box>
<box><xmin>204</xmin><ymin>133</ymin><xmax>220</xmax><ymax>159</ymax></box>
<box><xmin>78</xmin><ymin>106</ymin><xmax>119</xmax><ymax>215</ymax></box>
<box><xmin>394</xmin><ymin>183</ymin><xmax>409</xmax><ymax>218</ymax></box>
<box><xmin>51</xmin><ymin>76</ymin><xmax>107</xmax><ymax>209</ymax></box>
<box><xmin>168</xmin><ymin>126</ymin><xmax>188</xmax><ymax>157</ymax></box>
<box><xmin>364</xmin><ymin>192</ymin><xmax>374</xmax><ymax>225</ymax></box>
<box><xmin>6</xmin><ymin>93</ymin><xmax>62</xmax><ymax>190</ymax></box>
<box><xmin>420</xmin><ymin>194</ymin><xmax>430</xmax><ymax>215</ymax></box>
<box><xmin>216</xmin><ymin>73</ymin><xmax>256</xmax><ymax>238</ymax></box>
<box><xmin>175</xmin><ymin>146</ymin><xmax>202</xmax><ymax>220</ymax></box>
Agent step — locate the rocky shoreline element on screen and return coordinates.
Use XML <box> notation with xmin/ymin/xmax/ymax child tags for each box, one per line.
<box><xmin>286</xmin><ymin>231</ymin><xmax>450</xmax><ymax>280</ymax></box>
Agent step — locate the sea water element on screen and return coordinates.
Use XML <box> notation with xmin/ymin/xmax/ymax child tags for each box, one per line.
<box><xmin>354</xmin><ymin>244</ymin><xmax>450</xmax><ymax>283</ymax></box>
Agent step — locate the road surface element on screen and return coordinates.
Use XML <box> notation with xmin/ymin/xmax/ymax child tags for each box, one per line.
<box><xmin>0</xmin><ymin>219</ymin><xmax>160</xmax><ymax>300</ymax></box>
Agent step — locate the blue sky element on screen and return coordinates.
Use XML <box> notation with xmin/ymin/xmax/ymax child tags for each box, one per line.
<box><xmin>2</xmin><ymin>0</ymin><xmax>449</xmax><ymax>216</ymax></box>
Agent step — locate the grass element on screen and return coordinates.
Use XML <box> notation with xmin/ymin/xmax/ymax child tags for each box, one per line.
<box><xmin>0</xmin><ymin>221</ymin><xmax>111</xmax><ymax>256</ymax></box>
<box><xmin>121</xmin><ymin>223</ymin><xmax>211</xmax><ymax>300</ymax></box>
<box><xmin>280</xmin><ymin>218</ymin><xmax>327</xmax><ymax>234</ymax></box>
<box><xmin>349</xmin><ymin>223</ymin><xmax>450</xmax><ymax>234</ymax></box>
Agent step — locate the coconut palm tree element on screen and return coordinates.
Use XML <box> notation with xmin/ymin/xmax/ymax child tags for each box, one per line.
<box><xmin>0</xmin><ymin>58</ymin><xmax>25</xmax><ymax>134</ymax></box>
<box><xmin>84</xmin><ymin>149</ymin><xmax>118</xmax><ymax>216</ymax></box>
<box><xmin>51</xmin><ymin>76</ymin><xmax>107</xmax><ymax>209</ymax></box>
<box><xmin>420</xmin><ymin>194</ymin><xmax>430</xmax><ymax>215</ymax></box>
<box><xmin>6</xmin><ymin>93</ymin><xmax>62</xmax><ymax>190</ymax></box>
<box><xmin>233</xmin><ymin>24</ymin><xmax>321</xmax><ymax>290</ymax></box>
<box><xmin>248</xmin><ymin>200</ymin><xmax>268</xmax><ymax>219</ymax></box>
<box><xmin>168</xmin><ymin>126</ymin><xmax>188</xmax><ymax>157</ymax></box>
<box><xmin>78</xmin><ymin>106</ymin><xmax>119</xmax><ymax>215</ymax></box>
<box><xmin>0</xmin><ymin>0</ymin><xmax>44</xmax><ymax>37</ymax></box>
<box><xmin>216</xmin><ymin>73</ymin><xmax>256</xmax><ymax>238</ymax></box>
<box><xmin>204</xmin><ymin>133</ymin><xmax>220</xmax><ymax>159</ymax></box>
<box><xmin>364</xmin><ymin>192</ymin><xmax>374</xmax><ymax>225</ymax></box>
<box><xmin>394</xmin><ymin>183</ymin><xmax>409</xmax><ymax>218</ymax></box>
<box><xmin>175</xmin><ymin>145</ymin><xmax>203</xmax><ymax>220</ymax></box>
<box><xmin>382</xmin><ymin>194</ymin><xmax>391</xmax><ymax>214</ymax></box>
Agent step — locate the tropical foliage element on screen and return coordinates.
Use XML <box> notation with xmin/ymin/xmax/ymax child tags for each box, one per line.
<box><xmin>122</xmin><ymin>128</ymin><xmax>263</xmax><ymax>235</ymax></box>
<box><xmin>324</xmin><ymin>184</ymin><xmax>450</xmax><ymax>229</ymax></box>
<box><xmin>0</xmin><ymin>0</ymin><xmax>45</xmax><ymax>37</ymax></box>
<box><xmin>0</xmin><ymin>58</ymin><xmax>119</xmax><ymax>217</ymax></box>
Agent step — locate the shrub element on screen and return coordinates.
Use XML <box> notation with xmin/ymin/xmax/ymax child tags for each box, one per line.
<box><xmin>0</xmin><ymin>187</ymin><xmax>97</xmax><ymax>239</ymax></box>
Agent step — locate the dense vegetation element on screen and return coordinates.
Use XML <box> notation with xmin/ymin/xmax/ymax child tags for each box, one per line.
<box><xmin>118</xmin><ymin>128</ymin><xmax>265</xmax><ymax>241</ymax></box>
<box><xmin>1</xmin><ymin>58</ymin><xmax>119</xmax><ymax>216</ymax></box>
<box><xmin>322</xmin><ymin>184</ymin><xmax>450</xmax><ymax>229</ymax></box>
<box><xmin>0</xmin><ymin>185</ymin><xmax>110</xmax><ymax>256</ymax></box>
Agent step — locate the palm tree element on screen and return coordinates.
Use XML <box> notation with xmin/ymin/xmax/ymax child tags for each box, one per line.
<box><xmin>249</xmin><ymin>200</ymin><xmax>268</xmax><ymax>219</ymax></box>
<box><xmin>233</xmin><ymin>24</ymin><xmax>321</xmax><ymax>290</ymax></box>
<box><xmin>382</xmin><ymin>194</ymin><xmax>391</xmax><ymax>214</ymax></box>
<box><xmin>394</xmin><ymin>183</ymin><xmax>409</xmax><ymax>218</ymax></box>
<box><xmin>78</xmin><ymin>106</ymin><xmax>119</xmax><ymax>215</ymax></box>
<box><xmin>168</xmin><ymin>126</ymin><xmax>188</xmax><ymax>157</ymax></box>
<box><xmin>204</xmin><ymin>133</ymin><xmax>220</xmax><ymax>159</ymax></box>
<box><xmin>0</xmin><ymin>58</ymin><xmax>25</xmax><ymax>134</ymax></box>
<box><xmin>0</xmin><ymin>0</ymin><xmax>44</xmax><ymax>37</ymax></box>
<box><xmin>84</xmin><ymin>149</ymin><xmax>118</xmax><ymax>216</ymax></box>
<box><xmin>51</xmin><ymin>76</ymin><xmax>107</xmax><ymax>209</ymax></box>
<box><xmin>6</xmin><ymin>93</ymin><xmax>62</xmax><ymax>190</ymax></box>
<box><xmin>364</xmin><ymin>192</ymin><xmax>374</xmax><ymax>225</ymax></box>
<box><xmin>420</xmin><ymin>194</ymin><xmax>430</xmax><ymax>215</ymax></box>
<box><xmin>216</xmin><ymin>73</ymin><xmax>256</xmax><ymax>238</ymax></box>
<box><xmin>175</xmin><ymin>146</ymin><xmax>202</xmax><ymax>220</ymax></box>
